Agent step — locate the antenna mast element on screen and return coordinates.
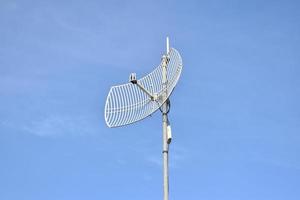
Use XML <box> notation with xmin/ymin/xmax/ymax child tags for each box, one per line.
<box><xmin>104</xmin><ymin>37</ymin><xmax>183</xmax><ymax>200</ymax></box>
<box><xmin>162</xmin><ymin>37</ymin><xmax>170</xmax><ymax>200</ymax></box>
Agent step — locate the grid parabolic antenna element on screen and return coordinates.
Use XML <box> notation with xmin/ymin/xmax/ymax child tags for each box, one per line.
<box><xmin>104</xmin><ymin>48</ymin><xmax>183</xmax><ymax>127</ymax></box>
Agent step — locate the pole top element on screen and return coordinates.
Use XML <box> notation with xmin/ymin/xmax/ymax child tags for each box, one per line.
<box><xmin>166</xmin><ymin>37</ymin><xmax>170</xmax><ymax>54</ymax></box>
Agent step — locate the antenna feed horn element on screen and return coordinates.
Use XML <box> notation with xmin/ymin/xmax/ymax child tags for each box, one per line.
<box><xmin>129</xmin><ymin>73</ymin><xmax>137</xmax><ymax>84</ymax></box>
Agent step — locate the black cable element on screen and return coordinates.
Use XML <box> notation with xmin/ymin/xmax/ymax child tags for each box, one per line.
<box><xmin>159</xmin><ymin>98</ymin><xmax>171</xmax><ymax>114</ymax></box>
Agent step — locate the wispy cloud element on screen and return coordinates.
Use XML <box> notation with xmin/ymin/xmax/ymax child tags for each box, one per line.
<box><xmin>23</xmin><ymin>114</ymin><xmax>95</xmax><ymax>137</ymax></box>
<box><xmin>1</xmin><ymin>0</ymin><xmax>18</xmax><ymax>11</ymax></box>
<box><xmin>146</xmin><ymin>155</ymin><xmax>162</xmax><ymax>167</ymax></box>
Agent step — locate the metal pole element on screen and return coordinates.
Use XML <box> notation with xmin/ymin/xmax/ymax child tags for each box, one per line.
<box><xmin>162</xmin><ymin>37</ymin><xmax>170</xmax><ymax>200</ymax></box>
<box><xmin>162</xmin><ymin>112</ymin><xmax>169</xmax><ymax>200</ymax></box>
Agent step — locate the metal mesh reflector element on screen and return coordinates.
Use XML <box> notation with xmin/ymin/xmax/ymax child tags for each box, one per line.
<box><xmin>104</xmin><ymin>48</ymin><xmax>183</xmax><ymax>127</ymax></box>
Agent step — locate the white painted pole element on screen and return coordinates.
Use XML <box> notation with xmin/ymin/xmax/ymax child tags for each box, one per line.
<box><xmin>162</xmin><ymin>112</ymin><xmax>169</xmax><ymax>200</ymax></box>
<box><xmin>162</xmin><ymin>37</ymin><xmax>170</xmax><ymax>200</ymax></box>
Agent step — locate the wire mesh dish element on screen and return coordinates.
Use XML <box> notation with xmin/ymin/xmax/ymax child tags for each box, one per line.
<box><xmin>104</xmin><ymin>48</ymin><xmax>183</xmax><ymax>127</ymax></box>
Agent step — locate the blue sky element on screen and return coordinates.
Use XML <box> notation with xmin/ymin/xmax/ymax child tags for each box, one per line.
<box><xmin>1</xmin><ymin>0</ymin><xmax>300</xmax><ymax>199</ymax></box>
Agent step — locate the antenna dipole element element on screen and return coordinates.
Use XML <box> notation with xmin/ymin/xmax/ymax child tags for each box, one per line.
<box><xmin>166</xmin><ymin>37</ymin><xmax>170</xmax><ymax>54</ymax></box>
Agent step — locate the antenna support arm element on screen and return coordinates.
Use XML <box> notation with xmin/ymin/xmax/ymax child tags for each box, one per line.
<box><xmin>131</xmin><ymin>80</ymin><xmax>156</xmax><ymax>100</ymax></box>
<box><xmin>136</xmin><ymin>81</ymin><xmax>155</xmax><ymax>100</ymax></box>
<box><xmin>129</xmin><ymin>72</ymin><xmax>155</xmax><ymax>100</ymax></box>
